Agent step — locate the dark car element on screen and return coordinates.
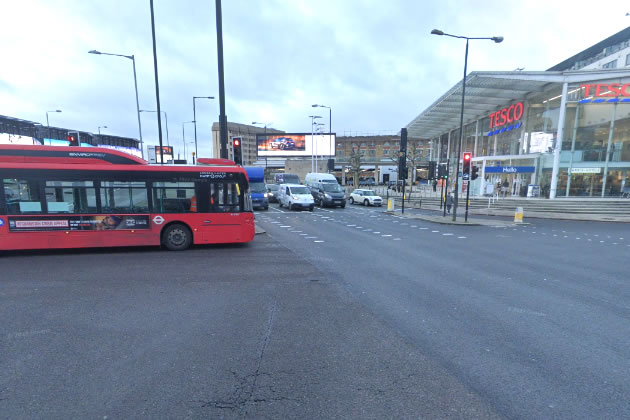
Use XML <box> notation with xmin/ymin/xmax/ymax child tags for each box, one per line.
<box><xmin>266</xmin><ymin>183</ymin><xmax>280</xmax><ymax>203</ymax></box>
<box><xmin>310</xmin><ymin>182</ymin><xmax>346</xmax><ymax>208</ymax></box>
<box><xmin>270</xmin><ymin>137</ymin><xmax>296</xmax><ymax>150</ymax></box>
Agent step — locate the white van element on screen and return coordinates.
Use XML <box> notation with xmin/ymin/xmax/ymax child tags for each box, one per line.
<box><xmin>304</xmin><ymin>173</ymin><xmax>337</xmax><ymax>187</ymax></box>
<box><xmin>277</xmin><ymin>184</ymin><xmax>315</xmax><ymax>211</ymax></box>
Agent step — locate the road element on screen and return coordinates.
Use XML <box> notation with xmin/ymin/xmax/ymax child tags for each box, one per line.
<box><xmin>258</xmin><ymin>203</ymin><xmax>630</xmax><ymax>419</ymax></box>
<box><xmin>1</xmin><ymin>203</ymin><xmax>629</xmax><ymax>418</ymax></box>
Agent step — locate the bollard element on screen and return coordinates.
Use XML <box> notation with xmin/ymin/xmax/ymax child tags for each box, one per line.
<box><xmin>387</xmin><ymin>198</ymin><xmax>395</xmax><ymax>211</ymax></box>
<box><xmin>514</xmin><ymin>206</ymin><xmax>523</xmax><ymax>223</ymax></box>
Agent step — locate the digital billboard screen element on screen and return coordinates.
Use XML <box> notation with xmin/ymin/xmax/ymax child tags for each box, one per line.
<box><xmin>257</xmin><ymin>133</ymin><xmax>335</xmax><ymax>157</ymax></box>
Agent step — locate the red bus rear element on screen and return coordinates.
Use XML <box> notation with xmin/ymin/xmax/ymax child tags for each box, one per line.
<box><xmin>0</xmin><ymin>145</ymin><xmax>255</xmax><ymax>251</ymax></box>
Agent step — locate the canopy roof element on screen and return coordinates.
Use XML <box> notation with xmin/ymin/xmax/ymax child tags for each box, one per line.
<box><xmin>406</xmin><ymin>69</ymin><xmax>630</xmax><ymax>138</ymax></box>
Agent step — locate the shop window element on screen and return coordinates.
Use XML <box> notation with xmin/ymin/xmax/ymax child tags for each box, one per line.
<box><xmin>602</xmin><ymin>59</ymin><xmax>617</xmax><ymax>69</ymax></box>
<box><xmin>626</xmin><ymin>54</ymin><xmax>630</xmax><ymax>67</ymax></box>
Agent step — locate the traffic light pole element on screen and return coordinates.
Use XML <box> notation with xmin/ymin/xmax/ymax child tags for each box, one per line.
<box><xmin>464</xmin><ymin>179</ymin><xmax>471</xmax><ymax>222</ymax></box>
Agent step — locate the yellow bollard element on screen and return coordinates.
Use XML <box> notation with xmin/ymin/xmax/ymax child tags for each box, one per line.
<box><xmin>514</xmin><ymin>206</ymin><xmax>523</xmax><ymax>223</ymax></box>
<box><xmin>387</xmin><ymin>198</ymin><xmax>394</xmax><ymax>211</ymax></box>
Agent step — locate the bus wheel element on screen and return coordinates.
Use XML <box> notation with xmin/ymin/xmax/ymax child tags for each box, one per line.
<box><xmin>163</xmin><ymin>224</ymin><xmax>192</xmax><ymax>251</ymax></box>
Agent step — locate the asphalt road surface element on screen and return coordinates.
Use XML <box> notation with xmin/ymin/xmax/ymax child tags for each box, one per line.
<box><xmin>1</xmin><ymin>204</ymin><xmax>629</xmax><ymax>419</ymax></box>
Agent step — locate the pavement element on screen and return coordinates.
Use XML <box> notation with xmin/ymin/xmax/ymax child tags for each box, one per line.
<box><xmin>385</xmin><ymin>209</ymin><xmax>526</xmax><ymax>226</ymax></box>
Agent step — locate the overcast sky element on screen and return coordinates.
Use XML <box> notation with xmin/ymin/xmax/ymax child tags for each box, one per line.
<box><xmin>1</xmin><ymin>0</ymin><xmax>629</xmax><ymax>159</ymax></box>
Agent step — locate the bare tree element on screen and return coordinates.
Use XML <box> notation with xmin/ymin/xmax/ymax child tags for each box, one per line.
<box><xmin>348</xmin><ymin>148</ymin><xmax>362</xmax><ymax>189</ymax></box>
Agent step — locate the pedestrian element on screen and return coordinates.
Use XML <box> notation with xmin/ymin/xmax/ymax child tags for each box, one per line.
<box><xmin>446</xmin><ymin>192</ymin><xmax>453</xmax><ymax>214</ymax></box>
<box><xmin>432</xmin><ymin>179</ymin><xmax>437</xmax><ymax>192</ymax></box>
<box><xmin>502</xmin><ymin>179</ymin><xmax>509</xmax><ymax>197</ymax></box>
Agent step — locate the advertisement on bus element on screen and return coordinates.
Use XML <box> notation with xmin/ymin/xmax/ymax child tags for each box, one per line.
<box><xmin>8</xmin><ymin>215</ymin><xmax>150</xmax><ymax>232</ymax></box>
<box><xmin>257</xmin><ymin>133</ymin><xmax>335</xmax><ymax>157</ymax></box>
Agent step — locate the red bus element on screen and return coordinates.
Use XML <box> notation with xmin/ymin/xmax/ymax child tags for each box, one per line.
<box><xmin>0</xmin><ymin>145</ymin><xmax>255</xmax><ymax>251</ymax></box>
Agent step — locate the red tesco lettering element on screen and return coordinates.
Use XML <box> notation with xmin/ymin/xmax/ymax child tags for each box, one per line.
<box><xmin>489</xmin><ymin>102</ymin><xmax>523</xmax><ymax>129</ymax></box>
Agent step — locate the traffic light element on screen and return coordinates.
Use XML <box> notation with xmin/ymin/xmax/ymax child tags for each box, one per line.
<box><xmin>232</xmin><ymin>136</ymin><xmax>243</xmax><ymax>165</ymax></box>
<box><xmin>463</xmin><ymin>152</ymin><xmax>471</xmax><ymax>179</ymax></box>
<box><xmin>471</xmin><ymin>165</ymin><xmax>480</xmax><ymax>180</ymax></box>
<box><xmin>400</xmin><ymin>127</ymin><xmax>408</xmax><ymax>153</ymax></box>
<box><xmin>67</xmin><ymin>132</ymin><xmax>79</xmax><ymax>147</ymax></box>
<box><xmin>428</xmin><ymin>161</ymin><xmax>436</xmax><ymax>180</ymax></box>
<box><xmin>437</xmin><ymin>163</ymin><xmax>447</xmax><ymax>179</ymax></box>
<box><xmin>398</xmin><ymin>153</ymin><xmax>407</xmax><ymax>179</ymax></box>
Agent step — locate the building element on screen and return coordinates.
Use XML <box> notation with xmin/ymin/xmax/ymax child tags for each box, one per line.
<box><xmin>407</xmin><ymin>27</ymin><xmax>630</xmax><ymax>199</ymax></box>
<box><xmin>548</xmin><ymin>26</ymin><xmax>630</xmax><ymax>71</ymax></box>
<box><xmin>211</xmin><ymin>121</ymin><xmax>284</xmax><ymax>165</ymax></box>
<box><xmin>333</xmin><ymin>134</ymin><xmax>431</xmax><ymax>184</ymax></box>
<box><xmin>0</xmin><ymin>114</ymin><xmax>141</xmax><ymax>152</ymax></box>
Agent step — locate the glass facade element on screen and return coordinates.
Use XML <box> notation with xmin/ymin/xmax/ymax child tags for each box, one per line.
<box><xmin>430</xmin><ymin>76</ymin><xmax>630</xmax><ymax>198</ymax></box>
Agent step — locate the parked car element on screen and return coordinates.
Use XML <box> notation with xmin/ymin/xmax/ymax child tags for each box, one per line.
<box><xmin>277</xmin><ymin>184</ymin><xmax>315</xmax><ymax>211</ymax></box>
<box><xmin>310</xmin><ymin>182</ymin><xmax>346</xmax><ymax>208</ymax></box>
<box><xmin>349</xmin><ymin>189</ymin><xmax>383</xmax><ymax>206</ymax></box>
<box><xmin>270</xmin><ymin>137</ymin><xmax>296</xmax><ymax>150</ymax></box>
<box><xmin>266</xmin><ymin>183</ymin><xmax>280</xmax><ymax>203</ymax></box>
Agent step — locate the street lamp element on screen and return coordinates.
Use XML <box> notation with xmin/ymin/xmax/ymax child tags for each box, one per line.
<box><xmin>313</xmin><ymin>104</ymin><xmax>332</xmax><ymax>172</ymax></box>
<box><xmin>252</xmin><ymin>122</ymin><xmax>272</xmax><ymax>170</ymax></box>
<box><xmin>140</xmin><ymin>110</ymin><xmax>170</xmax><ymax>147</ymax></box>
<box><xmin>98</xmin><ymin>125</ymin><xmax>107</xmax><ymax>135</ymax></box>
<box><xmin>193</xmin><ymin>96</ymin><xmax>214</xmax><ymax>159</ymax></box>
<box><xmin>45</xmin><ymin>110</ymin><xmax>62</xmax><ymax>140</ymax></box>
<box><xmin>309</xmin><ymin>115</ymin><xmax>322</xmax><ymax>172</ymax></box>
<box><xmin>182</xmin><ymin>121</ymin><xmax>195</xmax><ymax>163</ymax></box>
<box><xmin>88</xmin><ymin>49</ymin><xmax>144</xmax><ymax>158</ymax></box>
<box><xmin>431</xmin><ymin>29</ymin><xmax>503</xmax><ymax>222</ymax></box>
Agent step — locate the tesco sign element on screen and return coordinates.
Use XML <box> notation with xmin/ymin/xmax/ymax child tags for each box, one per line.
<box><xmin>489</xmin><ymin>102</ymin><xmax>524</xmax><ymax>129</ymax></box>
<box><xmin>581</xmin><ymin>83</ymin><xmax>630</xmax><ymax>97</ymax></box>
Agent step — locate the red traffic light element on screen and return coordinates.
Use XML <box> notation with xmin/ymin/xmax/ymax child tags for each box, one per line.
<box><xmin>233</xmin><ymin>139</ymin><xmax>240</xmax><ymax>147</ymax></box>
<box><xmin>67</xmin><ymin>135</ymin><xmax>75</xmax><ymax>142</ymax></box>
<box><xmin>464</xmin><ymin>152</ymin><xmax>471</xmax><ymax>160</ymax></box>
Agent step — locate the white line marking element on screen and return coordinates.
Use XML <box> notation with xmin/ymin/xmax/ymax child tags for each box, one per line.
<box><xmin>458</xmin><ymin>236</ymin><xmax>467</xmax><ymax>239</ymax></box>
<box><xmin>355</xmin><ymin>226</ymin><xmax>363</xmax><ymax>229</ymax></box>
<box><xmin>411</xmin><ymin>225</ymin><xmax>417</xmax><ymax>228</ymax></box>
<box><xmin>314</xmin><ymin>240</ymin><xmax>325</xmax><ymax>243</ymax></box>
<box><xmin>305</xmin><ymin>236</ymin><xmax>317</xmax><ymax>239</ymax></box>
<box><xmin>381</xmin><ymin>234</ymin><xmax>392</xmax><ymax>237</ymax></box>
<box><xmin>373</xmin><ymin>231</ymin><xmax>381</xmax><ymax>234</ymax></box>
<box><xmin>393</xmin><ymin>238</ymin><xmax>401</xmax><ymax>241</ymax></box>
<box><xmin>299</xmin><ymin>233</ymin><xmax>308</xmax><ymax>236</ymax></box>
<box><xmin>443</xmin><ymin>233</ymin><xmax>453</xmax><ymax>236</ymax></box>
<box><xmin>431</xmin><ymin>230</ymin><xmax>439</xmax><ymax>233</ymax></box>
<box><xmin>347</xmin><ymin>224</ymin><xmax>356</xmax><ymax>227</ymax></box>
<box><xmin>419</xmin><ymin>227</ymin><xmax>428</xmax><ymax>230</ymax></box>
<box><xmin>280</xmin><ymin>225</ymin><xmax>291</xmax><ymax>228</ymax></box>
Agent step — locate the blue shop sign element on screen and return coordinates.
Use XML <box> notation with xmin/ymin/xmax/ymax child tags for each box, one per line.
<box><xmin>485</xmin><ymin>166</ymin><xmax>535</xmax><ymax>174</ymax></box>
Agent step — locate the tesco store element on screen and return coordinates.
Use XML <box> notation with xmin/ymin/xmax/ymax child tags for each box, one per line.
<box><xmin>406</xmin><ymin>69</ymin><xmax>630</xmax><ymax>198</ymax></box>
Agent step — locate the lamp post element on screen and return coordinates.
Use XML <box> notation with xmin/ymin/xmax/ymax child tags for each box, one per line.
<box><xmin>252</xmin><ymin>121</ymin><xmax>272</xmax><ymax>170</ymax></box>
<box><xmin>309</xmin><ymin>115</ymin><xmax>322</xmax><ymax>172</ymax></box>
<box><xmin>430</xmin><ymin>29</ymin><xmax>503</xmax><ymax>221</ymax></box>
<box><xmin>88</xmin><ymin>50</ymin><xmax>144</xmax><ymax>158</ymax></box>
<box><xmin>193</xmin><ymin>96</ymin><xmax>214</xmax><ymax>159</ymax></box>
<box><xmin>45</xmin><ymin>110</ymin><xmax>62</xmax><ymax>140</ymax></box>
<box><xmin>313</xmin><ymin>104</ymin><xmax>332</xmax><ymax>171</ymax></box>
<box><xmin>98</xmin><ymin>126</ymin><xmax>107</xmax><ymax>135</ymax></box>
<box><xmin>140</xmin><ymin>110</ymin><xmax>170</xmax><ymax>147</ymax></box>
<box><xmin>182</xmin><ymin>121</ymin><xmax>195</xmax><ymax>163</ymax></box>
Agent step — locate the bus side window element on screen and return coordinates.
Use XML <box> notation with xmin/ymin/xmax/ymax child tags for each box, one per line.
<box><xmin>3</xmin><ymin>178</ymin><xmax>43</xmax><ymax>214</ymax></box>
<box><xmin>152</xmin><ymin>182</ymin><xmax>196</xmax><ymax>213</ymax></box>
<box><xmin>45</xmin><ymin>180</ymin><xmax>98</xmax><ymax>214</ymax></box>
<box><xmin>100</xmin><ymin>181</ymin><xmax>149</xmax><ymax>214</ymax></box>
